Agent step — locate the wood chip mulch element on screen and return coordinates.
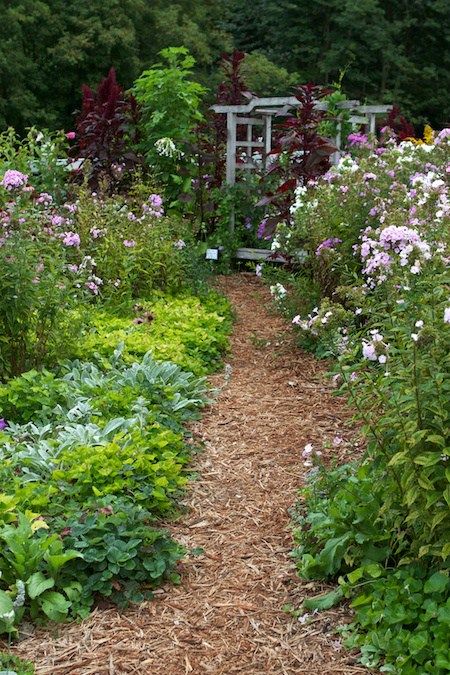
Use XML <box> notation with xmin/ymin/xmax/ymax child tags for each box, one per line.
<box><xmin>10</xmin><ymin>274</ymin><xmax>370</xmax><ymax>674</ymax></box>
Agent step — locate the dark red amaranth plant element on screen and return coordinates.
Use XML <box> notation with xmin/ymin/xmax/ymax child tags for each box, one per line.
<box><xmin>188</xmin><ymin>51</ymin><xmax>254</xmax><ymax>228</ymax></box>
<box><xmin>257</xmin><ymin>83</ymin><xmax>336</xmax><ymax>237</ymax></box>
<box><xmin>74</xmin><ymin>68</ymin><xmax>140</xmax><ymax>190</ymax></box>
<box><xmin>383</xmin><ymin>105</ymin><xmax>415</xmax><ymax>141</ymax></box>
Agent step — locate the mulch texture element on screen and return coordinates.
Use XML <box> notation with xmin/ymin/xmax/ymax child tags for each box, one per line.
<box><xmin>11</xmin><ymin>274</ymin><xmax>368</xmax><ymax>674</ymax></box>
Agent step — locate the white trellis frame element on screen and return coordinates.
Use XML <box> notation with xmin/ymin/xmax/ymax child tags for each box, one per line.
<box><xmin>211</xmin><ymin>97</ymin><xmax>393</xmax><ymax>189</ymax></box>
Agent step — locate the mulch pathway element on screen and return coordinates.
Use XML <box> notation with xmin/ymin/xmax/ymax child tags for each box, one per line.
<box><xmin>12</xmin><ymin>274</ymin><xmax>368</xmax><ymax>674</ymax></box>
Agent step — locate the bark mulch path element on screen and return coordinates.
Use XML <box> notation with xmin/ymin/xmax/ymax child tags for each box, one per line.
<box><xmin>13</xmin><ymin>274</ymin><xmax>368</xmax><ymax>674</ymax></box>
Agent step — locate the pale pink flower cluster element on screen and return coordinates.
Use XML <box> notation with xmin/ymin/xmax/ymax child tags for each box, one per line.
<box><xmin>1</xmin><ymin>170</ymin><xmax>28</xmax><ymax>190</ymax></box>
<box><xmin>362</xmin><ymin>330</ymin><xmax>389</xmax><ymax>364</ymax></box>
<box><xmin>142</xmin><ymin>194</ymin><xmax>164</xmax><ymax>218</ymax></box>
<box><xmin>360</xmin><ymin>225</ymin><xmax>431</xmax><ymax>286</ymax></box>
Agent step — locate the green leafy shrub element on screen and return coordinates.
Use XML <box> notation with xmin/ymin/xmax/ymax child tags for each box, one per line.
<box><xmin>0</xmin><ymin>513</ymin><xmax>81</xmax><ymax>635</ymax></box>
<box><xmin>0</xmin><ymin>370</ymin><xmax>69</xmax><ymax>423</ymax></box>
<box><xmin>76</xmin><ymin>294</ymin><xmax>231</xmax><ymax>375</ymax></box>
<box><xmin>133</xmin><ymin>47</ymin><xmax>206</xmax><ymax>204</ymax></box>
<box><xmin>51</xmin><ymin>425</ymin><xmax>187</xmax><ymax>513</ymax></box>
<box><xmin>51</xmin><ymin>497</ymin><xmax>184</xmax><ymax>608</ymax></box>
<box><xmin>282</xmin><ymin>132</ymin><xmax>450</xmax><ymax>672</ymax></box>
<box><xmin>340</xmin><ymin>565</ymin><xmax>450</xmax><ymax>673</ymax></box>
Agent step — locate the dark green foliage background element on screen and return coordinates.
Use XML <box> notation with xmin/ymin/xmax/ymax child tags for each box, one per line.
<box><xmin>0</xmin><ymin>0</ymin><xmax>448</xmax><ymax>132</ymax></box>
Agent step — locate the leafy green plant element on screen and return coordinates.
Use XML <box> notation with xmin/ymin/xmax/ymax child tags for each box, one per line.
<box><xmin>51</xmin><ymin>497</ymin><xmax>184</xmax><ymax>608</ymax></box>
<box><xmin>0</xmin><ymin>513</ymin><xmax>81</xmax><ymax>635</ymax></box>
<box><xmin>133</xmin><ymin>47</ymin><xmax>206</xmax><ymax>204</ymax></box>
<box><xmin>76</xmin><ymin>293</ymin><xmax>231</xmax><ymax>375</ymax></box>
<box><xmin>51</xmin><ymin>425</ymin><xmax>188</xmax><ymax>513</ymax></box>
<box><xmin>0</xmin><ymin>370</ymin><xmax>69</xmax><ymax>423</ymax></box>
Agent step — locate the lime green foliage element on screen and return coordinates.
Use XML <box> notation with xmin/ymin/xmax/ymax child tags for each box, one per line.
<box><xmin>0</xmin><ymin>370</ymin><xmax>69</xmax><ymax>423</ymax></box>
<box><xmin>77</xmin><ymin>293</ymin><xmax>231</xmax><ymax>375</ymax></box>
<box><xmin>0</xmin><ymin>322</ymin><xmax>230</xmax><ymax>630</ymax></box>
<box><xmin>0</xmin><ymin>651</ymin><xmax>35</xmax><ymax>674</ymax></box>
<box><xmin>52</xmin><ymin>426</ymin><xmax>187</xmax><ymax>512</ymax></box>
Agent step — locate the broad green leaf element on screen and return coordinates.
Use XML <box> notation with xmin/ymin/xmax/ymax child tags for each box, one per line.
<box><xmin>424</xmin><ymin>572</ymin><xmax>449</xmax><ymax>594</ymax></box>
<box><xmin>40</xmin><ymin>591</ymin><xmax>71</xmax><ymax>622</ymax></box>
<box><xmin>303</xmin><ymin>588</ymin><xmax>343</xmax><ymax>611</ymax></box>
<box><xmin>27</xmin><ymin>571</ymin><xmax>54</xmax><ymax>599</ymax></box>
<box><xmin>0</xmin><ymin>590</ymin><xmax>14</xmax><ymax>616</ymax></box>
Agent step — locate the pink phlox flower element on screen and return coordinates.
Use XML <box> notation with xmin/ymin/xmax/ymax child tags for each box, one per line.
<box><xmin>62</xmin><ymin>231</ymin><xmax>80</xmax><ymax>247</ymax></box>
<box><xmin>1</xmin><ymin>170</ymin><xmax>28</xmax><ymax>190</ymax></box>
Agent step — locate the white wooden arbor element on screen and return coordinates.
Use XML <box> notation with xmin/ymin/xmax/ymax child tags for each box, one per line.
<box><xmin>211</xmin><ymin>96</ymin><xmax>393</xmax><ymax>188</ymax></box>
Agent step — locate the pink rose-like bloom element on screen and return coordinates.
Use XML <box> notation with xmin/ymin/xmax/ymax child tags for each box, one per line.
<box><xmin>123</xmin><ymin>239</ymin><xmax>136</xmax><ymax>248</ymax></box>
<box><xmin>62</xmin><ymin>231</ymin><xmax>80</xmax><ymax>247</ymax></box>
<box><xmin>347</xmin><ymin>132</ymin><xmax>369</xmax><ymax>147</ymax></box>
<box><xmin>1</xmin><ymin>170</ymin><xmax>28</xmax><ymax>190</ymax></box>
<box><xmin>66</xmin><ymin>131</ymin><xmax>76</xmax><ymax>140</ymax></box>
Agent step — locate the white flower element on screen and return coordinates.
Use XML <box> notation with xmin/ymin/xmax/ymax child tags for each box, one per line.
<box><xmin>378</xmin><ymin>354</ymin><xmax>387</xmax><ymax>364</ymax></box>
<box><xmin>411</xmin><ymin>333</ymin><xmax>419</xmax><ymax>342</ymax></box>
<box><xmin>444</xmin><ymin>307</ymin><xmax>450</xmax><ymax>324</ymax></box>
<box><xmin>415</xmin><ymin>320</ymin><xmax>424</xmax><ymax>328</ymax></box>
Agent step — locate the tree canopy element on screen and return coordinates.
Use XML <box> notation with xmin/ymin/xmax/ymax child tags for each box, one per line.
<box><xmin>0</xmin><ymin>0</ymin><xmax>448</xmax><ymax>132</ymax></box>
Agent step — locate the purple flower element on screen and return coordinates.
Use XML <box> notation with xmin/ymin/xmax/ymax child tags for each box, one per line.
<box><xmin>51</xmin><ymin>215</ymin><xmax>64</xmax><ymax>227</ymax></box>
<box><xmin>37</xmin><ymin>192</ymin><xmax>53</xmax><ymax>205</ymax></box>
<box><xmin>149</xmin><ymin>194</ymin><xmax>163</xmax><ymax>208</ymax></box>
<box><xmin>0</xmin><ymin>418</ymin><xmax>7</xmax><ymax>430</ymax></box>
<box><xmin>123</xmin><ymin>239</ymin><xmax>136</xmax><ymax>248</ymax></box>
<box><xmin>62</xmin><ymin>231</ymin><xmax>80</xmax><ymax>247</ymax></box>
<box><xmin>257</xmin><ymin>218</ymin><xmax>268</xmax><ymax>239</ymax></box>
<box><xmin>90</xmin><ymin>227</ymin><xmax>105</xmax><ymax>239</ymax></box>
<box><xmin>244</xmin><ymin>216</ymin><xmax>252</xmax><ymax>230</ymax></box>
<box><xmin>1</xmin><ymin>170</ymin><xmax>28</xmax><ymax>190</ymax></box>
<box><xmin>347</xmin><ymin>132</ymin><xmax>369</xmax><ymax>147</ymax></box>
<box><xmin>316</xmin><ymin>238</ymin><xmax>342</xmax><ymax>256</ymax></box>
<box><xmin>85</xmin><ymin>281</ymin><xmax>100</xmax><ymax>295</ymax></box>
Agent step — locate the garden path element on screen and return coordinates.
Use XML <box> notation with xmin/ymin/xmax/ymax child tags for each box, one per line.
<box><xmin>16</xmin><ymin>274</ymin><xmax>368</xmax><ymax>675</ymax></box>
